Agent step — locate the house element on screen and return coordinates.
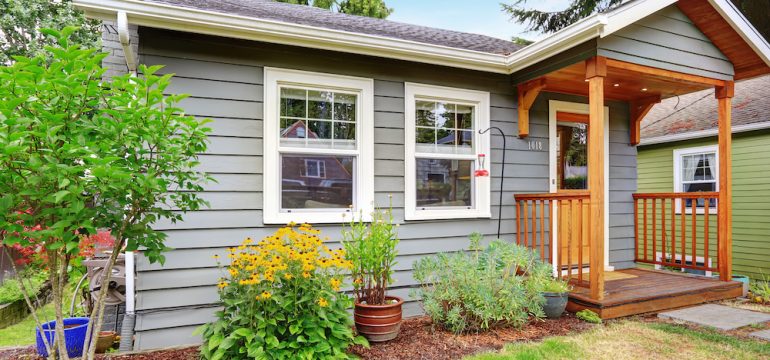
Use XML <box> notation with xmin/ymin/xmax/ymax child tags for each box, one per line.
<box><xmin>638</xmin><ymin>75</ymin><xmax>770</xmax><ymax>280</ymax></box>
<box><xmin>74</xmin><ymin>0</ymin><xmax>770</xmax><ymax>351</ymax></box>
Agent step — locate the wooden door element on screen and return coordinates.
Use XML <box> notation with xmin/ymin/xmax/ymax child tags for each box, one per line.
<box><xmin>555</xmin><ymin>112</ymin><xmax>590</xmax><ymax>268</ymax></box>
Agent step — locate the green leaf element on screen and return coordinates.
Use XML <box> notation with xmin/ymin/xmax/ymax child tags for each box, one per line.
<box><xmin>53</xmin><ymin>190</ymin><xmax>69</xmax><ymax>203</ymax></box>
<box><xmin>208</xmin><ymin>333</ymin><xmax>223</xmax><ymax>351</ymax></box>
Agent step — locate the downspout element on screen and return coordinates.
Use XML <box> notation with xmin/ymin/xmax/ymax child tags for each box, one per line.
<box><xmin>117</xmin><ymin>10</ymin><xmax>137</xmax><ymax>352</ymax></box>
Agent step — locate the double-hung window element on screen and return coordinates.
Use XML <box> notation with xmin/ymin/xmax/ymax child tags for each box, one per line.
<box><xmin>673</xmin><ymin>145</ymin><xmax>718</xmax><ymax>214</ymax></box>
<box><xmin>263</xmin><ymin>68</ymin><xmax>374</xmax><ymax>223</ymax></box>
<box><xmin>404</xmin><ymin>83</ymin><xmax>491</xmax><ymax>220</ymax></box>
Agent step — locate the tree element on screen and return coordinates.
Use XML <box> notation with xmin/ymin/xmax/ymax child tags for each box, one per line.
<box><xmin>0</xmin><ymin>0</ymin><xmax>100</xmax><ymax>64</ymax></box>
<box><xmin>0</xmin><ymin>28</ymin><xmax>211</xmax><ymax>359</ymax></box>
<box><xmin>276</xmin><ymin>0</ymin><xmax>393</xmax><ymax>19</ymax></box>
<box><xmin>503</xmin><ymin>0</ymin><xmax>770</xmax><ymax>42</ymax></box>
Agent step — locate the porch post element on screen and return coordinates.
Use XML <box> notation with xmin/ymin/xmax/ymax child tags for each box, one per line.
<box><xmin>716</xmin><ymin>81</ymin><xmax>734</xmax><ymax>281</ymax></box>
<box><xmin>586</xmin><ymin>57</ymin><xmax>606</xmax><ymax>300</ymax></box>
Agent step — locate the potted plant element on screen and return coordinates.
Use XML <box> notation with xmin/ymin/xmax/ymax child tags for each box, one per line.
<box><xmin>540</xmin><ymin>277</ymin><xmax>571</xmax><ymax>319</ymax></box>
<box><xmin>342</xmin><ymin>204</ymin><xmax>402</xmax><ymax>342</ymax></box>
<box><xmin>35</xmin><ymin>317</ymin><xmax>90</xmax><ymax>358</ymax></box>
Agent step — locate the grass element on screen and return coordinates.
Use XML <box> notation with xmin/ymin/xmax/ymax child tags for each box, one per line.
<box><xmin>465</xmin><ymin>320</ymin><xmax>770</xmax><ymax>360</ymax></box>
<box><xmin>0</xmin><ymin>287</ymin><xmax>83</xmax><ymax>348</ymax></box>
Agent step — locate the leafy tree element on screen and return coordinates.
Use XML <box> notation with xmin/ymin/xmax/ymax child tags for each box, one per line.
<box><xmin>276</xmin><ymin>0</ymin><xmax>393</xmax><ymax>19</ymax></box>
<box><xmin>0</xmin><ymin>0</ymin><xmax>99</xmax><ymax>64</ymax></box>
<box><xmin>512</xmin><ymin>36</ymin><xmax>534</xmax><ymax>46</ymax></box>
<box><xmin>503</xmin><ymin>0</ymin><xmax>770</xmax><ymax>42</ymax></box>
<box><xmin>0</xmin><ymin>28</ymin><xmax>211</xmax><ymax>359</ymax></box>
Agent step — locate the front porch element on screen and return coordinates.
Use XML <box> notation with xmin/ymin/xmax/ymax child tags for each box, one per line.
<box><xmin>513</xmin><ymin>52</ymin><xmax>743</xmax><ymax>318</ymax></box>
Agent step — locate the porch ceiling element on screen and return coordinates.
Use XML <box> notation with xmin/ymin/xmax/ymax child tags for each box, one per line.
<box><xmin>537</xmin><ymin>60</ymin><xmax>714</xmax><ymax>102</ymax></box>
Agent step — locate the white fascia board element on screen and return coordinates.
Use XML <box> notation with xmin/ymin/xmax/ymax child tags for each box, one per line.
<box><xmin>599</xmin><ymin>0</ymin><xmax>678</xmax><ymax>37</ymax></box>
<box><xmin>708</xmin><ymin>0</ymin><xmax>770</xmax><ymax>68</ymax></box>
<box><xmin>639</xmin><ymin>121</ymin><xmax>770</xmax><ymax>146</ymax></box>
<box><xmin>75</xmin><ymin>0</ymin><xmax>511</xmax><ymax>74</ymax></box>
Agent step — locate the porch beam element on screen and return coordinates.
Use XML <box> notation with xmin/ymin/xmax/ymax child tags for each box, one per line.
<box><xmin>605</xmin><ymin>58</ymin><xmax>727</xmax><ymax>87</ymax></box>
<box><xmin>517</xmin><ymin>78</ymin><xmax>546</xmax><ymax>138</ymax></box>
<box><xmin>716</xmin><ymin>81</ymin><xmax>734</xmax><ymax>282</ymax></box>
<box><xmin>629</xmin><ymin>95</ymin><xmax>661</xmax><ymax>145</ymax></box>
<box><xmin>586</xmin><ymin>56</ymin><xmax>606</xmax><ymax>301</ymax></box>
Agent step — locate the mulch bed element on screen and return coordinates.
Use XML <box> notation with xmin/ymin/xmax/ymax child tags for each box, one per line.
<box><xmin>0</xmin><ymin>315</ymin><xmax>591</xmax><ymax>360</ymax></box>
<box><xmin>350</xmin><ymin>314</ymin><xmax>592</xmax><ymax>360</ymax></box>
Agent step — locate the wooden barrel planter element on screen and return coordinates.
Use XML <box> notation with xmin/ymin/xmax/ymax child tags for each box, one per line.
<box><xmin>353</xmin><ymin>296</ymin><xmax>403</xmax><ymax>342</ymax></box>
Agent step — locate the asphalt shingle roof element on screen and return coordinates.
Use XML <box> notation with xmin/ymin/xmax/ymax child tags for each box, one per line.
<box><xmin>641</xmin><ymin>75</ymin><xmax>770</xmax><ymax>140</ymax></box>
<box><xmin>144</xmin><ymin>0</ymin><xmax>525</xmax><ymax>55</ymax></box>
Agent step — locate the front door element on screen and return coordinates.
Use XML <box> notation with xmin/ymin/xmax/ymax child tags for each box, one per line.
<box><xmin>554</xmin><ymin>111</ymin><xmax>591</xmax><ymax>268</ymax></box>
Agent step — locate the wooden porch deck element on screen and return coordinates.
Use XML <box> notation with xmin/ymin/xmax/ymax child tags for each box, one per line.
<box><xmin>566</xmin><ymin>268</ymin><xmax>742</xmax><ymax>319</ymax></box>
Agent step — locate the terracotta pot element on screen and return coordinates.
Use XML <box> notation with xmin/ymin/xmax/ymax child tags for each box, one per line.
<box><xmin>353</xmin><ymin>296</ymin><xmax>403</xmax><ymax>342</ymax></box>
<box><xmin>95</xmin><ymin>331</ymin><xmax>117</xmax><ymax>354</ymax></box>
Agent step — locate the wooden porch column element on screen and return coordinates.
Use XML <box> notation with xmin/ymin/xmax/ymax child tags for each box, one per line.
<box><xmin>586</xmin><ymin>57</ymin><xmax>606</xmax><ymax>300</ymax></box>
<box><xmin>716</xmin><ymin>81</ymin><xmax>734</xmax><ymax>281</ymax></box>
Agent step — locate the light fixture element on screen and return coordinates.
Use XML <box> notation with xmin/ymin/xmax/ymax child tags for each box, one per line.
<box><xmin>613</xmin><ymin>83</ymin><xmax>620</xmax><ymax>87</ymax></box>
<box><xmin>641</xmin><ymin>88</ymin><xmax>648</xmax><ymax>91</ymax></box>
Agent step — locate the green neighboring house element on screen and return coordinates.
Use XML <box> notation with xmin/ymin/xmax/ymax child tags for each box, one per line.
<box><xmin>639</xmin><ymin>75</ymin><xmax>770</xmax><ymax>280</ymax></box>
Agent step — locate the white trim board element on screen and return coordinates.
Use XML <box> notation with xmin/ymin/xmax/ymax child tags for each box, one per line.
<box><xmin>74</xmin><ymin>0</ymin><xmax>770</xmax><ymax>76</ymax></box>
<box><xmin>548</xmin><ymin>100</ymin><xmax>613</xmax><ymax>273</ymax></box>
<box><xmin>639</xmin><ymin>121</ymin><xmax>770</xmax><ymax>145</ymax></box>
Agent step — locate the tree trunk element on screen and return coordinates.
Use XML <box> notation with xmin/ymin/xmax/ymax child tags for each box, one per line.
<box><xmin>51</xmin><ymin>253</ymin><xmax>71</xmax><ymax>360</ymax></box>
<box><xmin>84</xmin><ymin>240</ymin><xmax>125</xmax><ymax>360</ymax></box>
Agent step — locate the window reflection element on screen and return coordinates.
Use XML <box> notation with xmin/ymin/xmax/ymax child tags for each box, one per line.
<box><xmin>281</xmin><ymin>154</ymin><xmax>354</xmax><ymax>209</ymax></box>
<box><xmin>415</xmin><ymin>159</ymin><xmax>472</xmax><ymax>207</ymax></box>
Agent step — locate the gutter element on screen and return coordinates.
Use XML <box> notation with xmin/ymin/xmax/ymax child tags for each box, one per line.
<box><xmin>639</xmin><ymin>121</ymin><xmax>770</xmax><ymax>145</ymax></box>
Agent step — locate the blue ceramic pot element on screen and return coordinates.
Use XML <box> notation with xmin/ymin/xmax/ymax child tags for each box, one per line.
<box><xmin>36</xmin><ymin>317</ymin><xmax>90</xmax><ymax>358</ymax></box>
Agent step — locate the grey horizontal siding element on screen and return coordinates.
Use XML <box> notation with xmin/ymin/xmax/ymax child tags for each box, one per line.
<box><xmin>598</xmin><ymin>5</ymin><xmax>734</xmax><ymax>80</ymax></box>
<box><xmin>132</xmin><ymin>27</ymin><xmax>539</xmax><ymax>351</ymax></box>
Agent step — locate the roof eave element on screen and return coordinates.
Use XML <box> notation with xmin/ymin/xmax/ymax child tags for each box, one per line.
<box><xmin>639</xmin><ymin>121</ymin><xmax>770</xmax><ymax>145</ymax></box>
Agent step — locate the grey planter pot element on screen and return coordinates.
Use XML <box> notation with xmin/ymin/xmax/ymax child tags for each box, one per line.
<box><xmin>542</xmin><ymin>292</ymin><xmax>569</xmax><ymax>319</ymax></box>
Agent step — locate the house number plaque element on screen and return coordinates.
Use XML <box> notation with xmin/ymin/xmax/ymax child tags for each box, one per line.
<box><xmin>528</xmin><ymin>140</ymin><xmax>543</xmax><ymax>151</ymax></box>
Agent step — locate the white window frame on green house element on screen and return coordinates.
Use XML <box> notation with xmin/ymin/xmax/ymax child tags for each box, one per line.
<box><xmin>263</xmin><ymin>68</ymin><xmax>374</xmax><ymax>224</ymax></box>
<box><xmin>404</xmin><ymin>83</ymin><xmax>491</xmax><ymax>221</ymax></box>
<box><xmin>673</xmin><ymin>145</ymin><xmax>719</xmax><ymax>215</ymax></box>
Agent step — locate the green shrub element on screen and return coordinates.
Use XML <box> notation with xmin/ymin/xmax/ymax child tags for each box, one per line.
<box><xmin>0</xmin><ymin>271</ymin><xmax>48</xmax><ymax>304</ymax></box>
<box><xmin>412</xmin><ymin>233</ymin><xmax>551</xmax><ymax>333</ymax></box>
<box><xmin>197</xmin><ymin>224</ymin><xmax>366</xmax><ymax>359</ymax></box>
<box><xmin>563</xmin><ymin>176</ymin><xmax>587</xmax><ymax>189</ymax></box>
<box><xmin>749</xmin><ymin>274</ymin><xmax>770</xmax><ymax>304</ymax></box>
<box><xmin>539</xmin><ymin>276</ymin><xmax>571</xmax><ymax>293</ymax></box>
<box><xmin>576</xmin><ymin>309</ymin><xmax>602</xmax><ymax>324</ymax></box>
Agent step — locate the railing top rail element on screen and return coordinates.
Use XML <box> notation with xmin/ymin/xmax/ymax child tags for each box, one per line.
<box><xmin>514</xmin><ymin>192</ymin><xmax>590</xmax><ymax>201</ymax></box>
<box><xmin>632</xmin><ymin>192</ymin><xmax>719</xmax><ymax>200</ymax></box>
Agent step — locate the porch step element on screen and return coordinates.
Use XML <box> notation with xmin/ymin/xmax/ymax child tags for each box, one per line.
<box><xmin>566</xmin><ymin>268</ymin><xmax>743</xmax><ymax>319</ymax></box>
<box><xmin>658</xmin><ymin>304</ymin><xmax>770</xmax><ymax>330</ymax></box>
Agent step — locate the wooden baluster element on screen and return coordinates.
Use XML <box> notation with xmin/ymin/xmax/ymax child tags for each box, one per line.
<box><xmin>523</xmin><ymin>201</ymin><xmax>529</xmax><ymax>248</ymax></box>
<box><xmin>578</xmin><ymin>198</ymin><xmax>584</xmax><ymax>284</ymax></box>
<box><xmin>642</xmin><ymin>198</ymin><xmax>654</xmax><ymax>261</ymax></box>
<box><xmin>634</xmin><ymin>198</ymin><xmax>639</xmax><ymax>262</ymax></box>
<box><xmin>681</xmin><ymin>197</ymin><xmax>686</xmax><ymax>267</ymax></box>
<box><xmin>653</xmin><ymin>199</ymin><xmax>658</xmax><ymax>266</ymax></box>
<box><xmin>540</xmin><ymin>200</ymin><xmax>545</xmax><ymax>261</ymax></box>
<box><xmin>568</xmin><ymin>199</ymin><xmax>576</xmax><ymax>282</ymax></box>
<box><xmin>691</xmin><ymin>197</ymin><xmax>697</xmax><ymax>269</ymax></box>
<box><xmin>670</xmin><ymin>198</ymin><xmax>675</xmax><ymax>266</ymax></box>
<box><xmin>516</xmin><ymin>200</ymin><xmax>521</xmax><ymax>245</ymax></box>
<box><xmin>530</xmin><ymin>200</ymin><xmax>536</xmax><ymax>251</ymax></box>
<box><xmin>557</xmin><ymin>200</ymin><xmax>564</xmax><ymax>280</ymax></box>
<box><xmin>704</xmin><ymin>198</ymin><xmax>710</xmax><ymax>270</ymax></box>
<box><xmin>549</xmin><ymin>200</ymin><xmax>555</xmax><ymax>265</ymax></box>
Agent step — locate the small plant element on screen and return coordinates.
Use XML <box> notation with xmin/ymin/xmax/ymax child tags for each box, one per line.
<box><xmin>413</xmin><ymin>234</ymin><xmax>551</xmax><ymax>333</ymax></box>
<box><xmin>342</xmin><ymin>205</ymin><xmax>399</xmax><ymax>305</ymax></box>
<box><xmin>540</xmin><ymin>277</ymin><xmax>571</xmax><ymax>293</ymax></box>
<box><xmin>198</xmin><ymin>224</ymin><xmax>366</xmax><ymax>359</ymax></box>
<box><xmin>749</xmin><ymin>274</ymin><xmax>770</xmax><ymax>304</ymax></box>
<box><xmin>576</xmin><ymin>309</ymin><xmax>602</xmax><ymax>324</ymax></box>
<box><xmin>0</xmin><ymin>270</ymin><xmax>48</xmax><ymax>305</ymax></box>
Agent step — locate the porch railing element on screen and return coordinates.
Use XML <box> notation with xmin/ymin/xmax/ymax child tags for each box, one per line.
<box><xmin>515</xmin><ymin>192</ymin><xmax>591</xmax><ymax>287</ymax></box>
<box><xmin>632</xmin><ymin>192</ymin><xmax>720</xmax><ymax>274</ymax></box>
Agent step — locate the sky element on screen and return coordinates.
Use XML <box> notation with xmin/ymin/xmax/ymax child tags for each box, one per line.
<box><xmin>386</xmin><ymin>0</ymin><xmax>573</xmax><ymax>42</ymax></box>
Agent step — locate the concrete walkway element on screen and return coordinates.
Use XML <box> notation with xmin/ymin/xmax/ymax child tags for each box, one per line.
<box><xmin>658</xmin><ymin>304</ymin><xmax>770</xmax><ymax>331</ymax></box>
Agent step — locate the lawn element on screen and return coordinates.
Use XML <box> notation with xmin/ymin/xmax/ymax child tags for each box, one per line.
<box><xmin>465</xmin><ymin>320</ymin><xmax>770</xmax><ymax>360</ymax></box>
<box><xmin>0</xmin><ymin>287</ymin><xmax>83</xmax><ymax>348</ymax></box>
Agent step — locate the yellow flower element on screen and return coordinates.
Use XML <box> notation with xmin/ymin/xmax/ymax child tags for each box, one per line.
<box><xmin>284</xmin><ymin>273</ymin><xmax>293</xmax><ymax>280</ymax></box>
<box><xmin>317</xmin><ymin>297</ymin><xmax>329</xmax><ymax>307</ymax></box>
<box><xmin>260</xmin><ymin>291</ymin><xmax>272</xmax><ymax>300</ymax></box>
<box><xmin>330</xmin><ymin>278</ymin><xmax>341</xmax><ymax>291</ymax></box>
<box><xmin>217</xmin><ymin>281</ymin><xmax>228</xmax><ymax>289</ymax></box>
<box><xmin>302</xmin><ymin>271</ymin><xmax>311</xmax><ymax>279</ymax></box>
<box><xmin>212</xmin><ymin>254</ymin><xmax>220</xmax><ymax>260</ymax></box>
<box><xmin>353</xmin><ymin>277</ymin><xmax>363</xmax><ymax>285</ymax></box>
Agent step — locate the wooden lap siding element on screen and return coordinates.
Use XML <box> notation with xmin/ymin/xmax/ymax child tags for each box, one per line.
<box><xmin>127</xmin><ymin>28</ymin><xmax>636</xmax><ymax>350</ymax></box>
<box><xmin>598</xmin><ymin>5</ymin><xmax>734</xmax><ymax>80</ymax></box>
<box><xmin>638</xmin><ymin>133</ymin><xmax>770</xmax><ymax>281</ymax></box>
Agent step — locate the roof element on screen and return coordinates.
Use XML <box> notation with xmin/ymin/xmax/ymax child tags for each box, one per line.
<box><xmin>640</xmin><ymin>75</ymin><xmax>770</xmax><ymax>144</ymax></box>
<box><xmin>75</xmin><ymin>0</ymin><xmax>770</xmax><ymax>75</ymax></box>
<box><xmin>144</xmin><ymin>0</ymin><xmax>524</xmax><ymax>55</ymax></box>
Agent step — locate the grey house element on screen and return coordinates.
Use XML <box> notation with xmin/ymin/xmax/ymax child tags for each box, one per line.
<box><xmin>76</xmin><ymin>0</ymin><xmax>770</xmax><ymax>350</ymax></box>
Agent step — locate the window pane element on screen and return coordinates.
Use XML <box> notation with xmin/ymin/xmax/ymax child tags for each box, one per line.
<box><xmin>281</xmin><ymin>118</ymin><xmax>306</xmax><ymax>139</ymax></box>
<box><xmin>684</xmin><ymin>182</ymin><xmax>717</xmax><ymax>208</ymax></box>
<box><xmin>416</xmin><ymin>101</ymin><xmax>436</xmax><ymax>127</ymax></box>
<box><xmin>557</xmin><ymin>124</ymin><xmax>588</xmax><ymax>190</ymax></box>
<box><xmin>334</xmin><ymin>93</ymin><xmax>357</xmax><ymax>122</ymax></box>
<box><xmin>457</xmin><ymin>105</ymin><xmax>473</xmax><ymax>130</ymax></box>
<box><xmin>281</xmin><ymin>154</ymin><xmax>354</xmax><ymax>209</ymax></box>
<box><xmin>280</xmin><ymin>88</ymin><xmax>306</xmax><ymax>118</ymax></box>
<box><xmin>416</xmin><ymin>127</ymin><xmax>435</xmax><ymax>144</ymax></box>
<box><xmin>308</xmin><ymin>90</ymin><xmax>333</xmax><ymax>119</ymax></box>
<box><xmin>435</xmin><ymin>102</ymin><xmax>454</xmax><ymax>129</ymax></box>
<box><xmin>308</xmin><ymin>120</ymin><xmax>332</xmax><ymax>139</ymax></box>
<box><xmin>415</xmin><ymin>159</ymin><xmax>473</xmax><ymax>208</ymax></box>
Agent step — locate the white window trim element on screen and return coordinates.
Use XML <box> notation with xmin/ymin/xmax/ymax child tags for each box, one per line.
<box><xmin>302</xmin><ymin>159</ymin><xmax>326</xmax><ymax>178</ymax></box>
<box><xmin>263</xmin><ymin>67</ymin><xmax>374</xmax><ymax>224</ymax></box>
<box><xmin>673</xmin><ymin>145</ymin><xmax>719</xmax><ymax>215</ymax></box>
<box><xmin>404</xmin><ymin>83</ymin><xmax>491</xmax><ymax>221</ymax></box>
